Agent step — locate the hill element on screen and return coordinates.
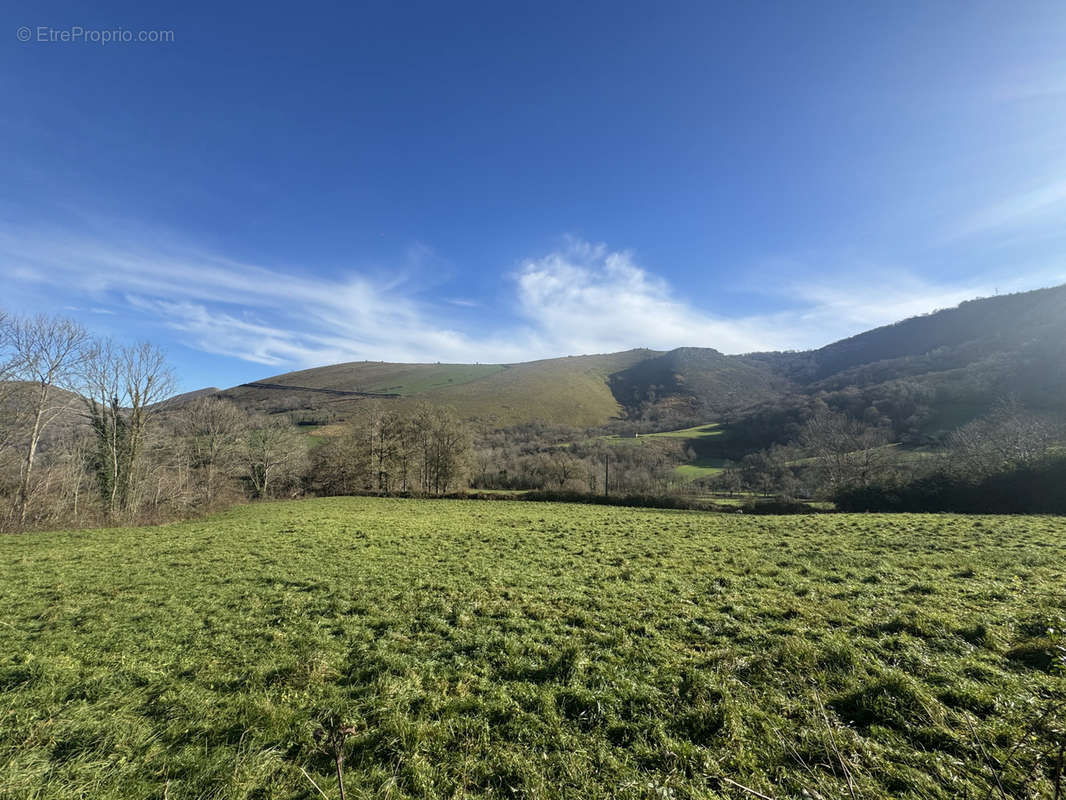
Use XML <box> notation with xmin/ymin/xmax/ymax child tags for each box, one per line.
<box><xmin>0</xmin><ymin>382</ymin><xmax>87</xmax><ymax>450</ymax></box>
<box><xmin>609</xmin><ymin>346</ymin><xmax>789</xmax><ymax>416</ymax></box>
<box><xmin>220</xmin><ymin>350</ymin><xmax>662</xmax><ymax>429</ymax></box>
<box><xmin>185</xmin><ymin>283</ymin><xmax>1066</xmax><ymax>438</ymax></box>
<box><xmin>745</xmin><ymin>283</ymin><xmax>1066</xmax><ymax>388</ymax></box>
<box><xmin>738</xmin><ymin>283</ymin><xmax>1066</xmax><ymax>437</ymax></box>
<box><xmin>157</xmin><ymin>386</ymin><xmax>222</xmax><ymax>408</ymax></box>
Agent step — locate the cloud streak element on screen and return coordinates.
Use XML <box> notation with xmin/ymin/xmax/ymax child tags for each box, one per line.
<box><xmin>0</xmin><ymin>227</ymin><xmax>528</xmax><ymax>367</ymax></box>
<box><xmin>950</xmin><ymin>177</ymin><xmax>1066</xmax><ymax>240</ymax></box>
<box><xmin>2</xmin><ymin>227</ymin><xmax>1056</xmax><ymax>378</ymax></box>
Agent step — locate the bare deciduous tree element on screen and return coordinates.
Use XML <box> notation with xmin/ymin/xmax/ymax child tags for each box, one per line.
<box><xmin>305</xmin><ymin>426</ymin><xmax>371</xmax><ymax>496</ymax></box>
<box><xmin>798</xmin><ymin>406</ymin><xmax>893</xmax><ymax>495</ymax></box>
<box><xmin>357</xmin><ymin>403</ymin><xmax>409</xmax><ymax>493</ymax></box>
<box><xmin>177</xmin><ymin>396</ymin><xmax>247</xmax><ymax>505</ymax></box>
<box><xmin>243</xmin><ymin>415</ymin><xmax>307</xmax><ymax>499</ymax></box>
<box><xmin>83</xmin><ymin>340</ymin><xmax>176</xmax><ymax>517</ymax></box>
<box><xmin>945</xmin><ymin>397</ymin><xmax>1058</xmax><ymax>479</ymax></box>
<box><xmin>413</xmin><ymin>404</ymin><xmax>470</xmax><ymax>494</ymax></box>
<box><xmin>4</xmin><ymin>314</ymin><xmax>90</xmax><ymax>523</ymax></box>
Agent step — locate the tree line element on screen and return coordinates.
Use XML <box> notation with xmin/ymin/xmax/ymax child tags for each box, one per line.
<box><xmin>701</xmin><ymin>397</ymin><xmax>1063</xmax><ymax>512</ymax></box>
<box><xmin>0</xmin><ymin>311</ymin><xmax>476</xmax><ymax>532</ymax></box>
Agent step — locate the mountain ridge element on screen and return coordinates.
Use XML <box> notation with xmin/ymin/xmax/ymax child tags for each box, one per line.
<box><xmin>201</xmin><ymin>284</ymin><xmax>1066</xmax><ymax>432</ymax></box>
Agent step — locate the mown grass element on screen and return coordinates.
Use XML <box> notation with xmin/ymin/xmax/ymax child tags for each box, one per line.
<box><xmin>1</xmin><ymin>499</ymin><xmax>1064</xmax><ymax>799</ymax></box>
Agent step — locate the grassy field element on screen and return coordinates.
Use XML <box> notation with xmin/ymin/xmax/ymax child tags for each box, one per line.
<box><xmin>601</xmin><ymin>423</ymin><xmax>722</xmax><ymax>447</ymax></box>
<box><xmin>672</xmin><ymin>459</ymin><xmax>727</xmax><ymax>481</ymax></box>
<box><xmin>2</xmin><ymin>499</ymin><xmax>1064</xmax><ymax>799</ymax></box>
<box><xmin>596</xmin><ymin>426</ymin><xmax>729</xmax><ymax>482</ymax></box>
<box><xmin>642</xmin><ymin>423</ymin><xmax>722</xmax><ymax>441</ymax></box>
<box><xmin>597</xmin><ymin>424</ymin><xmax>726</xmax><ymax>481</ymax></box>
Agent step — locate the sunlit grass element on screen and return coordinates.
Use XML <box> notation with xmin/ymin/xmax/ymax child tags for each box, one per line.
<box><xmin>1</xmin><ymin>498</ymin><xmax>1063</xmax><ymax>799</ymax></box>
<box><xmin>672</xmin><ymin>459</ymin><xmax>727</xmax><ymax>480</ymax></box>
<box><xmin>641</xmin><ymin>423</ymin><xmax>722</xmax><ymax>440</ymax></box>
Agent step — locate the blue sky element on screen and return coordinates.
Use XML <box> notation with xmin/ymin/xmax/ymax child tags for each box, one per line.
<box><xmin>4</xmin><ymin>1</ymin><xmax>1066</xmax><ymax>391</ymax></box>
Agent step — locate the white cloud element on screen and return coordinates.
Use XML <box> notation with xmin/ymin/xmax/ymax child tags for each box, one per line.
<box><xmin>514</xmin><ymin>242</ymin><xmax>1064</xmax><ymax>354</ymax></box>
<box><xmin>2</xmin><ymin>227</ymin><xmax>1058</xmax><ymax>376</ymax></box>
<box><xmin>782</xmin><ymin>274</ymin><xmax>999</xmax><ymax>331</ymax></box>
<box><xmin>0</xmin><ymin>228</ymin><xmax>532</xmax><ymax>367</ymax></box>
<box><xmin>514</xmin><ymin>240</ymin><xmax>777</xmax><ymax>353</ymax></box>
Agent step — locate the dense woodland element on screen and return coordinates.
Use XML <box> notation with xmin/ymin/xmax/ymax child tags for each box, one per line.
<box><xmin>2</xmin><ymin>298</ymin><xmax>1064</xmax><ymax>532</ymax></box>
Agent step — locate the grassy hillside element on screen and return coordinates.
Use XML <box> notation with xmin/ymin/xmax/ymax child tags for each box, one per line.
<box><xmin>224</xmin><ymin>350</ymin><xmax>659</xmax><ymax>429</ymax></box>
<box><xmin>414</xmin><ymin>350</ymin><xmax>658</xmax><ymax>427</ymax></box>
<box><xmin>219</xmin><ymin>347</ymin><xmax>785</xmax><ymax>431</ymax></box>
<box><xmin>2</xmin><ymin>497</ymin><xmax>1063</xmax><ymax>799</ymax></box>
<box><xmin>235</xmin><ymin>362</ymin><xmax>509</xmax><ymax>396</ymax></box>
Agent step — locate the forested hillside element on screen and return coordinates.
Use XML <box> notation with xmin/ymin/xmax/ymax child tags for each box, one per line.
<box><xmin>213</xmin><ymin>285</ymin><xmax>1066</xmax><ymax>437</ymax></box>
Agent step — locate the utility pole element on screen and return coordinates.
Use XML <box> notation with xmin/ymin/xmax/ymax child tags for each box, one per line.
<box><xmin>604</xmin><ymin>453</ymin><xmax>609</xmax><ymax>497</ymax></box>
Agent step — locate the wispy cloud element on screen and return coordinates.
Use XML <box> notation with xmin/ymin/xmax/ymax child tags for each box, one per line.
<box><xmin>950</xmin><ymin>177</ymin><xmax>1066</xmax><ymax>240</ymax></box>
<box><xmin>2</xmin><ymin>226</ymin><xmax>1056</xmax><ymax>376</ymax></box>
<box><xmin>0</xmin><ymin>227</ymin><xmax>527</xmax><ymax>367</ymax></box>
<box><xmin>780</xmin><ymin>273</ymin><xmax>1000</xmax><ymax>331</ymax></box>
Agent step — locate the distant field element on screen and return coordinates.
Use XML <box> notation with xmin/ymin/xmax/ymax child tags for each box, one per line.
<box><xmin>672</xmin><ymin>458</ymin><xmax>727</xmax><ymax>480</ymax></box>
<box><xmin>599</xmin><ymin>424</ymin><xmax>726</xmax><ymax>480</ymax></box>
<box><xmin>2</xmin><ymin>498</ymin><xmax>1063</xmax><ymax>799</ymax></box>
<box><xmin>602</xmin><ymin>422</ymin><xmax>722</xmax><ymax>445</ymax></box>
<box><xmin>643</xmin><ymin>423</ymin><xmax>722</xmax><ymax>441</ymax></box>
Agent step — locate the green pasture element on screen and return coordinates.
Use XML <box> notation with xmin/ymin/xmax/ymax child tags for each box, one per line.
<box><xmin>642</xmin><ymin>423</ymin><xmax>723</xmax><ymax>441</ymax></box>
<box><xmin>1</xmin><ymin>498</ymin><xmax>1063</xmax><ymax>799</ymax></box>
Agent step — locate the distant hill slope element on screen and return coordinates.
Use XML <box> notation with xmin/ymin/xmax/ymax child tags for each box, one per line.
<box><xmin>745</xmin><ymin>284</ymin><xmax>1066</xmax><ymax>382</ymax></box>
<box><xmin>157</xmin><ymin>387</ymin><xmax>222</xmax><ymax>408</ymax></box>
<box><xmin>219</xmin><ymin>350</ymin><xmax>662</xmax><ymax>428</ymax></box>
<box><xmin>741</xmin><ymin>284</ymin><xmax>1066</xmax><ymax>416</ymax></box>
<box><xmin>238</xmin><ymin>362</ymin><xmax>509</xmax><ymax>396</ymax></box>
<box><xmin>609</xmin><ymin>347</ymin><xmax>789</xmax><ymax>415</ymax></box>
<box><xmin>204</xmin><ymin>283</ymin><xmax>1066</xmax><ymax>433</ymax></box>
<box><xmin>0</xmin><ymin>383</ymin><xmax>87</xmax><ymax>450</ymax></box>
